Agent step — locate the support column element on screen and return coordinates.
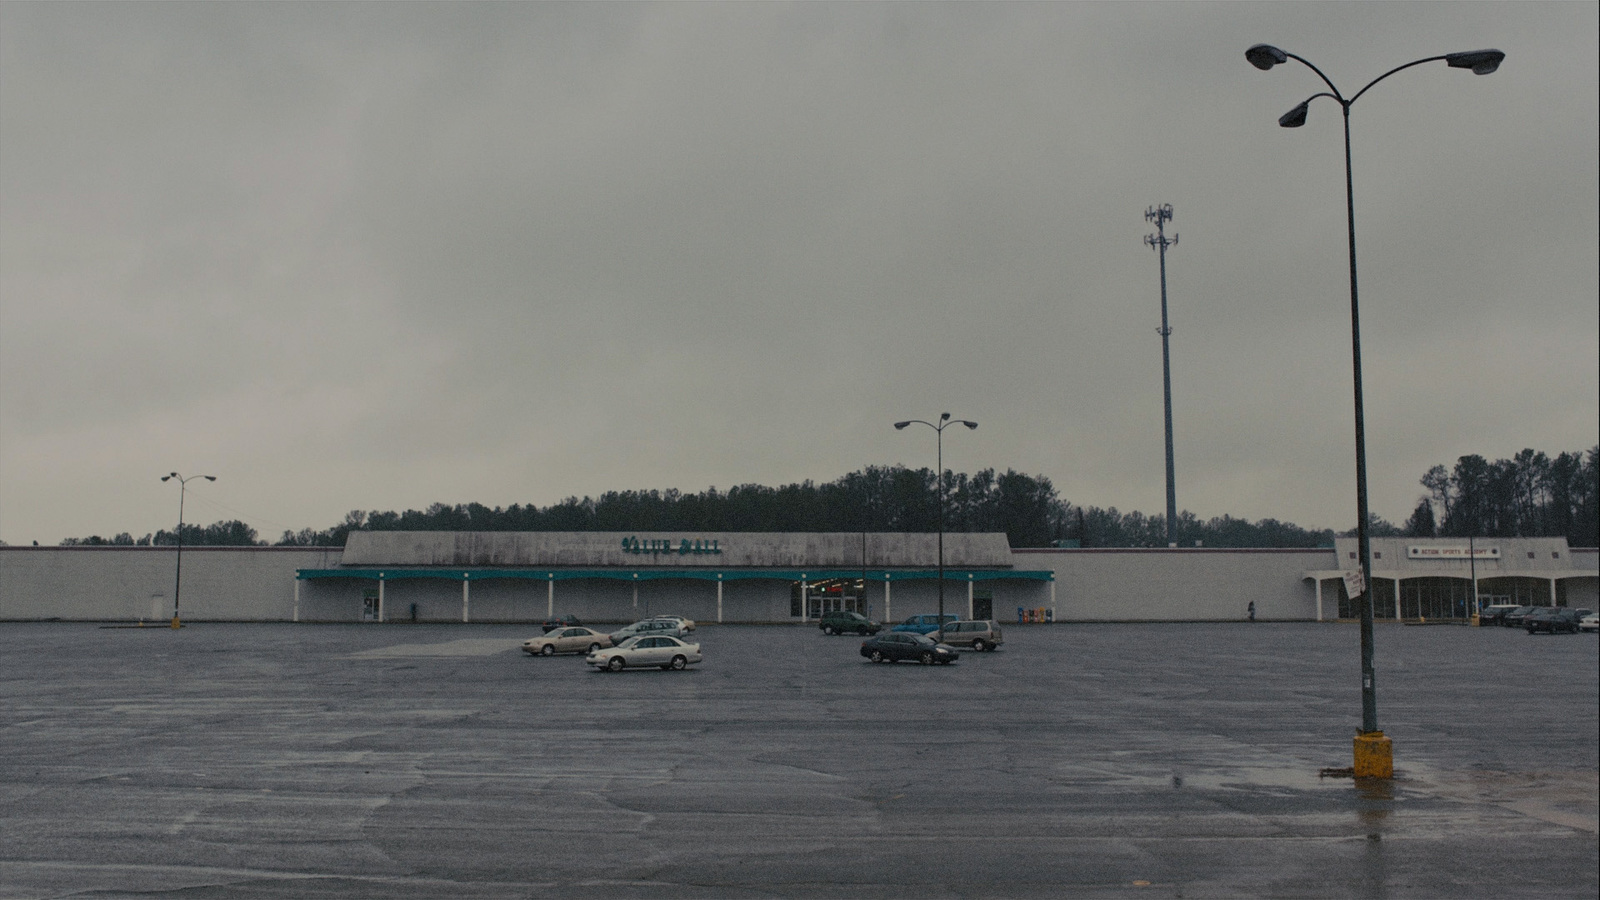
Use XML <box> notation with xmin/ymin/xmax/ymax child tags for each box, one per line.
<box><xmin>632</xmin><ymin>576</ymin><xmax>638</xmax><ymax>613</ymax></box>
<box><xmin>967</xmin><ymin>577</ymin><xmax>974</xmax><ymax>619</ymax></box>
<box><xmin>378</xmin><ymin>578</ymin><xmax>385</xmax><ymax>623</ymax></box>
<box><xmin>547</xmin><ymin>576</ymin><xmax>555</xmax><ymax>619</ymax></box>
<box><xmin>1050</xmin><ymin>579</ymin><xmax>1057</xmax><ymax>620</ymax></box>
<box><xmin>884</xmin><ymin>577</ymin><xmax>891</xmax><ymax>623</ymax></box>
<box><xmin>462</xmin><ymin>577</ymin><xmax>470</xmax><ymax>623</ymax></box>
<box><xmin>717</xmin><ymin>576</ymin><xmax>724</xmax><ymax>623</ymax></box>
<box><xmin>800</xmin><ymin>576</ymin><xmax>808</xmax><ymax>620</ymax></box>
<box><xmin>1549</xmin><ymin>577</ymin><xmax>1557</xmax><ymax>606</ymax></box>
<box><xmin>293</xmin><ymin>579</ymin><xmax>301</xmax><ymax>623</ymax></box>
<box><xmin>1392</xmin><ymin>578</ymin><xmax>1401</xmax><ymax>620</ymax></box>
<box><xmin>1315</xmin><ymin>578</ymin><xmax>1324</xmax><ymax>622</ymax></box>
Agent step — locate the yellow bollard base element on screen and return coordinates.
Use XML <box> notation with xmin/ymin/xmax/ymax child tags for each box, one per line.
<box><xmin>171</xmin><ymin>616</ymin><xmax>182</xmax><ymax>629</ymax></box>
<box><xmin>1353</xmin><ymin>731</ymin><xmax>1393</xmax><ymax>779</ymax></box>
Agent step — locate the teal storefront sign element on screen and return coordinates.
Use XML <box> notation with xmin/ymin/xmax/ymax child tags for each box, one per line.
<box><xmin>621</xmin><ymin>536</ymin><xmax>723</xmax><ymax>556</ymax></box>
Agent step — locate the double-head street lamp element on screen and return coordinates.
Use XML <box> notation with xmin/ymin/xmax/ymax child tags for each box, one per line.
<box><xmin>895</xmin><ymin>413</ymin><xmax>977</xmax><ymax>643</ymax></box>
<box><xmin>1246</xmin><ymin>43</ymin><xmax>1503</xmax><ymax>777</ymax></box>
<box><xmin>161</xmin><ymin>472</ymin><xmax>215</xmax><ymax>628</ymax></box>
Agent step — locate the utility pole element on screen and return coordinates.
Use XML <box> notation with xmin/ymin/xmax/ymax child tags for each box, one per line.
<box><xmin>1145</xmin><ymin>204</ymin><xmax>1178</xmax><ymax>547</ymax></box>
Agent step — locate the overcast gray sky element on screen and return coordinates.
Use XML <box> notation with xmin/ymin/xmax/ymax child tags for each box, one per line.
<box><xmin>2</xmin><ymin>2</ymin><xmax>1595</xmax><ymax>546</ymax></box>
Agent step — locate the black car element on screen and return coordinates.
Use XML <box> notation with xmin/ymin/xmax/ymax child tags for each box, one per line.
<box><xmin>541</xmin><ymin>615</ymin><xmax>581</xmax><ymax>633</ymax></box>
<box><xmin>1477</xmin><ymin>604</ymin><xmax>1520</xmax><ymax>626</ymax></box>
<box><xmin>859</xmin><ymin>632</ymin><xmax>959</xmax><ymax>665</ymax></box>
<box><xmin>1500</xmin><ymin>606</ymin><xmax>1539</xmax><ymax>628</ymax></box>
<box><xmin>1524</xmin><ymin>607</ymin><xmax>1583</xmax><ymax>634</ymax></box>
<box><xmin>820</xmin><ymin>611</ymin><xmax>881</xmax><ymax>636</ymax></box>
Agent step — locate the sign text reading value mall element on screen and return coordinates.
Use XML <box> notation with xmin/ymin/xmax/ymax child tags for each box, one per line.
<box><xmin>621</xmin><ymin>536</ymin><xmax>723</xmax><ymax>556</ymax></box>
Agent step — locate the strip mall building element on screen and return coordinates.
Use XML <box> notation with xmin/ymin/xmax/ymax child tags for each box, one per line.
<box><xmin>3</xmin><ymin>531</ymin><xmax>1595</xmax><ymax>624</ymax></box>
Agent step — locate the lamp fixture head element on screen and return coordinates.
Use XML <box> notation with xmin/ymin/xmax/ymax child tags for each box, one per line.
<box><xmin>1278</xmin><ymin>101</ymin><xmax>1310</xmax><ymax>128</ymax></box>
<box><xmin>1246</xmin><ymin>44</ymin><xmax>1288</xmax><ymax>71</ymax></box>
<box><xmin>894</xmin><ymin>421</ymin><xmax>911</xmax><ymax>430</ymax></box>
<box><xmin>1445</xmin><ymin>49</ymin><xmax>1505</xmax><ymax>75</ymax></box>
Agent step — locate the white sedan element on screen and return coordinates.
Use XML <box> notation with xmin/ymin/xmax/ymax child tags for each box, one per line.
<box><xmin>522</xmin><ymin>626</ymin><xmax>613</xmax><ymax>656</ymax></box>
<box><xmin>586</xmin><ymin>635</ymin><xmax>702</xmax><ymax>671</ymax></box>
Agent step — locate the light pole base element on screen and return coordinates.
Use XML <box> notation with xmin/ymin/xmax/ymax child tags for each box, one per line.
<box><xmin>170</xmin><ymin>616</ymin><xmax>182</xmax><ymax>629</ymax></box>
<box><xmin>1353</xmin><ymin>731</ymin><xmax>1393</xmax><ymax>779</ymax></box>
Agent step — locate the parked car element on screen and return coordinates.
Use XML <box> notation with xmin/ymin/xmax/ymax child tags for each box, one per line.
<box><xmin>648</xmin><ymin>614</ymin><xmax>696</xmax><ymax>633</ymax></box>
<box><xmin>936</xmin><ymin>620</ymin><xmax>1004</xmax><ymax>651</ymax></box>
<box><xmin>609</xmin><ymin>619</ymin><xmax>686</xmax><ymax>644</ymax></box>
<box><xmin>587</xmin><ymin>635</ymin><xmax>702</xmax><ymax>671</ymax></box>
<box><xmin>1524</xmin><ymin>607</ymin><xmax>1584</xmax><ymax>634</ymax></box>
<box><xmin>890</xmin><ymin>614</ymin><xmax>961</xmax><ymax>636</ymax></box>
<box><xmin>1580</xmin><ymin>613</ymin><xmax>1599</xmax><ymax>633</ymax></box>
<box><xmin>1477</xmin><ymin>604</ymin><xmax>1520</xmax><ymax>626</ymax></box>
<box><xmin>540</xmin><ymin>615</ymin><xmax>582</xmax><ymax>633</ymax></box>
<box><xmin>523</xmin><ymin>626</ymin><xmax>612</xmax><ymax>656</ymax></box>
<box><xmin>1500</xmin><ymin>606</ymin><xmax>1540</xmax><ymax>628</ymax></box>
<box><xmin>819</xmin><ymin>611</ymin><xmax>880</xmax><ymax>636</ymax></box>
<box><xmin>859</xmin><ymin>632</ymin><xmax>959</xmax><ymax>665</ymax></box>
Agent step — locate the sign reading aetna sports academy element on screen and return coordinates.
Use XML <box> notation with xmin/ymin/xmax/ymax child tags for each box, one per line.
<box><xmin>1407</xmin><ymin>545</ymin><xmax>1500</xmax><ymax>560</ymax></box>
<box><xmin>621</xmin><ymin>536</ymin><xmax>723</xmax><ymax>556</ymax></box>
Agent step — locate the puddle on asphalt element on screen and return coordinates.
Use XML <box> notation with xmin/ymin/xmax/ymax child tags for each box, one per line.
<box><xmin>347</xmin><ymin>639</ymin><xmax>521</xmax><ymax>658</ymax></box>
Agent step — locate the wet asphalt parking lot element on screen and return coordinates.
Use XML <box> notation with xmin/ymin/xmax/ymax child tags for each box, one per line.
<box><xmin>1</xmin><ymin>620</ymin><xmax>1595</xmax><ymax>898</ymax></box>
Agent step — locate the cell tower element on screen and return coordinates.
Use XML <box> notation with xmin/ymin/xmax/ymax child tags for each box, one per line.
<box><xmin>1144</xmin><ymin>204</ymin><xmax>1178</xmax><ymax>547</ymax></box>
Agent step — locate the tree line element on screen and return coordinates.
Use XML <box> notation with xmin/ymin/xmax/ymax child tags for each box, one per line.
<box><xmin>57</xmin><ymin>446</ymin><xmax>1597</xmax><ymax>549</ymax></box>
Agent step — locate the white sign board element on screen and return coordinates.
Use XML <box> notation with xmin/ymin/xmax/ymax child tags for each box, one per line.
<box><xmin>1343</xmin><ymin>569</ymin><xmax>1366</xmax><ymax>598</ymax></box>
<box><xmin>1407</xmin><ymin>545</ymin><xmax>1500</xmax><ymax>560</ymax></box>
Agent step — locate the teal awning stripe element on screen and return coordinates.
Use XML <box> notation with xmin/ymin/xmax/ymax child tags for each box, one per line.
<box><xmin>295</xmin><ymin>567</ymin><xmax>1053</xmax><ymax>583</ymax></box>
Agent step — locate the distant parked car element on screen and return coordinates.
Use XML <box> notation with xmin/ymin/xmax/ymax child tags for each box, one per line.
<box><xmin>1477</xmin><ymin>604</ymin><xmax>1519</xmax><ymax>626</ymax></box>
<box><xmin>1501</xmin><ymin>606</ymin><xmax>1540</xmax><ymax>628</ymax></box>
<box><xmin>587</xmin><ymin>635</ymin><xmax>702</xmax><ymax>671</ymax></box>
<box><xmin>1580</xmin><ymin>613</ymin><xmax>1599</xmax><ymax>633</ymax></box>
<box><xmin>936</xmin><ymin>620</ymin><xmax>1004</xmax><ymax>652</ymax></box>
<box><xmin>1524</xmin><ymin>608</ymin><xmax>1584</xmax><ymax>634</ymax></box>
<box><xmin>860</xmin><ymin>632</ymin><xmax>959</xmax><ymax>665</ymax></box>
<box><xmin>819</xmin><ymin>611</ymin><xmax>880</xmax><ymax>636</ymax></box>
<box><xmin>648</xmin><ymin>614</ymin><xmax>696</xmax><ymax>633</ymax></box>
<box><xmin>609</xmin><ymin>619</ymin><xmax>685</xmax><ymax>644</ymax></box>
<box><xmin>523</xmin><ymin>626</ymin><xmax>612</xmax><ymax>656</ymax></box>
<box><xmin>540</xmin><ymin>615</ymin><xmax>582</xmax><ymax>633</ymax></box>
<box><xmin>890</xmin><ymin>614</ymin><xmax>960</xmax><ymax>637</ymax></box>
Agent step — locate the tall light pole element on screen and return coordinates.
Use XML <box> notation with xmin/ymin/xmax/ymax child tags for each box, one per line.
<box><xmin>161</xmin><ymin>472</ymin><xmax>216</xmax><ymax>629</ymax></box>
<box><xmin>1145</xmin><ymin>204</ymin><xmax>1179</xmax><ymax>546</ymax></box>
<box><xmin>894</xmin><ymin>413</ymin><xmax>977</xmax><ymax>643</ymax></box>
<box><xmin>1246</xmin><ymin>43</ymin><xmax>1504</xmax><ymax>778</ymax></box>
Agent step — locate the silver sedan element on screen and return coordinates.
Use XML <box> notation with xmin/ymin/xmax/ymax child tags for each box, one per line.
<box><xmin>586</xmin><ymin>635</ymin><xmax>702</xmax><ymax>672</ymax></box>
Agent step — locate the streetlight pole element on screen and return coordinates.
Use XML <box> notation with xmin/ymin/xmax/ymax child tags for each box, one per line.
<box><xmin>1246</xmin><ymin>43</ymin><xmax>1504</xmax><ymax>778</ymax></box>
<box><xmin>161</xmin><ymin>472</ymin><xmax>216</xmax><ymax>629</ymax></box>
<box><xmin>894</xmin><ymin>413</ymin><xmax>978</xmax><ymax>643</ymax></box>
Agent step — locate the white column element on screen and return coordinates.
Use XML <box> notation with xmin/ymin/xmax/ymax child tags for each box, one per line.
<box><xmin>547</xmin><ymin>576</ymin><xmax>554</xmax><ymax>619</ymax></box>
<box><xmin>293</xmin><ymin>578</ymin><xmax>301</xmax><ymax>623</ymax></box>
<box><xmin>1392</xmin><ymin>578</ymin><xmax>1401</xmax><ymax>620</ymax></box>
<box><xmin>884</xmin><ymin>578</ymin><xmax>891</xmax><ymax>623</ymax></box>
<box><xmin>462</xmin><ymin>577</ymin><xmax>470</xmax><ymax>623</ymax></box>
<box><xmin>967</xmin><ymin>577</ymin><xmax>974</xmax><ymax>619</ymax></box>
<box><xmin>633</xmin><ymin>576</ymin><xmax>638</xmax><ymax>613</ymax></box>
<box><xmin>1315</xmin><ymin>578</ymin><xmax>1324</xmax><ymax>622</ymax></box>
<box><xmin>717</xmin><ymin>576</ymin><xmax>724</xmax><ymax>623</ymax></box>
<box><xmin>1050</xmin><ymin>579</ymin><xmax>1057</xmax><ymax>620</ymax></box>
<box><xmin>800</xmin><ymin>577</ymin><xmax>808</xmax><ymax>620</ymax></box>
<box><xmin>378</xmin><ymin>577</ymin><xmax>385</xmax><ymax>623</ymax></box>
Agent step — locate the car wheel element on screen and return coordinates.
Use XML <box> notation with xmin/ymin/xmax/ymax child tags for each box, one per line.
<box><xmin>823</xmin><ymin>625</ymin><xmax>835</xmax><ymax>635</ymax></box>
<box><xmin>972</xmin><ymin>639</ymin><xmax>988</xmax><ymax>652</ymax></box>
<box><xmin>670</xmin><ymin>655</ymin><xmax>688</xmax><ymax>670</ymax></box>
<box><xmin>869</xmin><ymin>649</ymin><xmax>885</xmax><ymax>663</ymax></box>
<box><xmin>588</xmin><ymin>643</ymin><xmax>602</xmax><ymax>653</ymax></box>
<box><xmin>607</xmin><ymin>656</ymin><xmax>626</xmax><ymax>672</ymax></box>
<box><xmin>540</xmin><ymin>644</ymin><xmax>555</xmax><ymax>656</ymax></box>
<box><xmin>920</xmin><ymin>651</ymin><xmax>934</xmax><ymax>665</ymax></box>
